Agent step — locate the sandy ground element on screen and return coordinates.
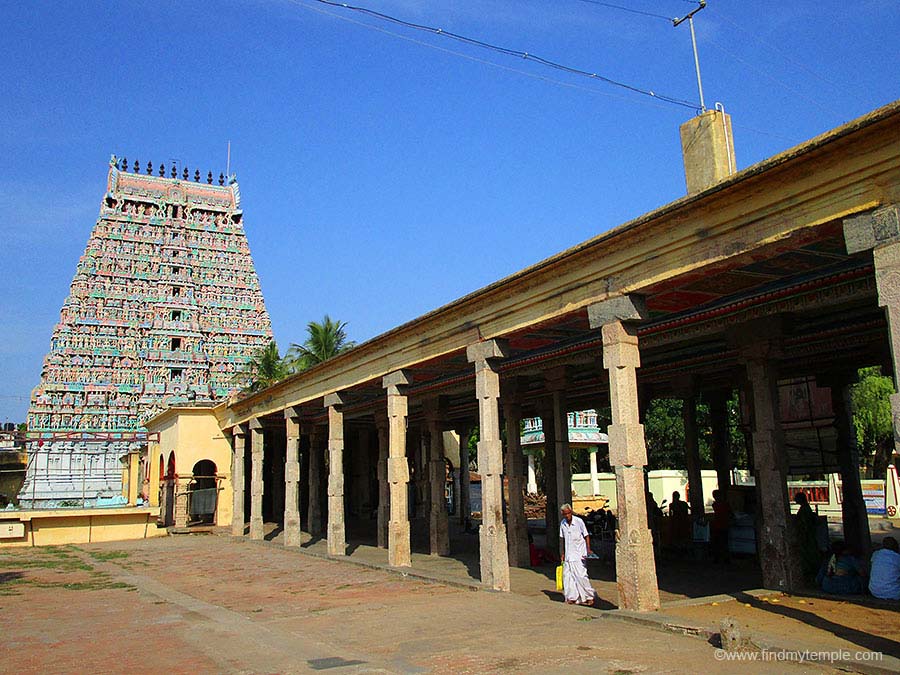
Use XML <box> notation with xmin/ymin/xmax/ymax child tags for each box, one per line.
<box><xmin>0</xmin><ymin>534</ymin><xmax>842</xmax><ymax>675</ymax></box>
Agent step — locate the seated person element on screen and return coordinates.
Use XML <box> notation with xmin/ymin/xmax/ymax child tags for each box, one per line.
<box><xmin>817</xmin><ymin>540</ymin><xmax>866</xmax><ymax>595</ymax></box>
<box><xmin>869</xmin><ymin>536</ymin><xmax>900</xmax><ymax>601</ymax></box>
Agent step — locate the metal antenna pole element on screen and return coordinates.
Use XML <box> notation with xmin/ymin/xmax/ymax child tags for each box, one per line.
<box><xmin>226</xmin><ymin>141</ymin><xmax>231</xmax><ymax>177</ymax></box>
<box><xmin>673</xmin><ymin>0</ymin><xmax>707</xmax><ymax>112</ymax></box>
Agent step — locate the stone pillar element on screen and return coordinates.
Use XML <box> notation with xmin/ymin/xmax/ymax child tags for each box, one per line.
<box><xmin>308</xmin><ymin>425</ymin><xmax>324</xmax><ymax>538</ymax></box>
<box><xmin>589</xmin><ymin>296</ymin><xmax>660</xmax><ymax>611</ymax></box>
<box><xmin>682</xmin><ymin>395</ymin><xmax>705</xmax><ymax>518</ymax></box>
<box><xmin>738</xmin><ymin>327</ymin><xmax>800</xmax><ymax>592</ymax></box>
<box><xmin>845</xmin><ymin>205</ymin><xmax>900</xmax><ymax>458</ymax></box>
<box><xmin>526</xmin><ymin>453</ymin><xmax>538</xmax><ymax>494</ymax></box>
<box><xmin>502</xmin><ymin>378</ymin><xmax>529</xmax><ymax>568</ymax></box>
<box><xmin>423</xmin><ymin>399</ymin><xmax>450</xmax><ymax>556</ymax></box>
<box><xmin>822</xmin><ymin>374</ymin><xmax>872</xmax><ymax>558</ymax></box>
<box><xmin>249</xmin><ymin>418</ymin><xmax>265</xmax><ymax>540</ymax></box>
<box><xmin>467</xmin><ymin>339</ymin><xmax>511</xmax><ymax>591</ymax></box>
<box><xmin>383</xmin><ymin>370</ymin><xmax>412</xmax><ymax>567</ymax></box>
<box><xmin>589</xmin><ymin>449</ymin><xmax>600</xmax><ymax>496</ymax></box>
<box><xmin>284</xmin><ymin>408</ymin><xmax>302</xmax><ymax>547</ymax></box>
<box><xmin>231</xmin><ymin>426</ymin><xmax>246</xmax><ymax>536</ymax></box>
<box><xmin>417</xmin><ymin>428</ymin><xmax>429</xmax><ymax>527</ymax></box>
<box><xmin>707</xmin><ymin>391</ymin><xmax>732</xmax><ymax>495</ymax></box>
<box><xmin>375</xmin><ymin>410</ymin><xmax>390</xmax><ymax>549</ymax></box>
<box><xmin>546</xmin><ymin>368</ymin><xmax>573</xmax><ymax>508</ymax></box>
<box><xmin>324</xmin><ymin>393</ymin><xmax>346</xmax><ymax>556</ymax></box>
<box><xmin>458</xmin><ymin>425</ymin><xmax>471</xmax><ymax>527</ymax></box>
<box><xmin>173</xmin><ymin>481</ymin><xmax>188</xmax><ymax>528</ymax></box>
<box><xmin>541</xmin><ymin>405</ymin><xmax>560</xmax><ymax>557</ymax></box>
<box><xmin>356</xmin><ymin>427</ymin><xmax>372</xmax><ymax>516</ymax></box>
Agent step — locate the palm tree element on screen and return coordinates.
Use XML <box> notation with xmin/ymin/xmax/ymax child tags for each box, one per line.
<box><xmin>234</xmin><ymin>340</ymin><xmax>292</xmax><ymax>393</ymax></box>
<box><xmin>287</xmin><ymin>315</ymin><xmax>356</xmax><ymax>372</ymax></box>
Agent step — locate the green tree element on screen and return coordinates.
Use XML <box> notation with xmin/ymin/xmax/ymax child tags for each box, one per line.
<box><xmin>851</xmin><ymin>366</ymin><xmax>894</xmax><ymax>478</ymax></box>
<box><xmin>287</xmin><ymin>315</ymin><xmax>356</xmax><ymax>371</ymax></box>
<box><xmin>234</xmin><ymin>340</ymin><xmax>292</xmax><ymax>393</ymax></box>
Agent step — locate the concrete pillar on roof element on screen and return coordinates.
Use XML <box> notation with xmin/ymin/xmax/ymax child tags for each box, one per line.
<box><xmin>589</xmin><ymin>295</ymin><xmax>660</xmax><ymax>612</ymax></box>
<box><xmin>383</xmin><ymin>370</ymin><xmax>412</xmax><ymax>567</ymax></box>
<box><xmin>308</xmin><ymin>424</ymin><xmax>325</xmax><ymax>538</ymax></box>
<box><xmin>284</xmin><ymin>408</ymin><xmax>302</xmax><ymax>547</ymax></box>
<box><xmin>324</xmin><ymin>393</ymin><xmax>347</xmax><ymax>556</ymax></box>
<box><xmin>231</xmin><ymin>425</ymin><xmax>246</xmax><ymax>536</ymax></box>
<box><xmin>467</xmin><ymin>339</ymin><xmax>511</xmax><ymax>591</ymax></box>
<box><xmin>707</xmin><ymin>390</ymin><xmax>732</xmax><ymax>496</ymax></box>
<box><xmin>845</xmin><ymin>205</ymin><xmax>900</xmax><ymax>459</ymax></box>
<box><xmin>680</xmin><ymin>109</ymin><xmax>736</xmax><ymax>195</ymax></box>
<box><xmin>502</xmin><ymin>377</ymin><xmax>529</xmax><ymax>568</ymax></box>
<box><xmin>733</xmin><ymin>319</ymin><xmax>801</xmax><ymax>592</ymax></box>
<box><xmin>248</xmin><ymin>417</ymin><xmax>265</xmax><ymax>540</ymax></box>
<box><xmin>819</xmin><ymin>372</ymin><xmax>872</xmax><ymax>558</ymax></box>
<box><xmin>374</xmin><ymin>409</ymin><xmax>390</xmax><ymax>549</ymax></box>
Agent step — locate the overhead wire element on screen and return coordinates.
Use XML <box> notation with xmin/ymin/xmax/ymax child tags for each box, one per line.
<box><xmin>709</xmin><ymin>8</ymin><xmax>852</xmax><ymax>96</ymax></box>
<box><xmin>286</xmin><ymin>0</ymin><xmax>684</xmax><ymax>113</ymax></box>
<box><xmin>298</xmin><ymin>0</ymin><xmax>700</xmax><ymax>110</ymax></box>
<box><xmin>572</xmin><ymin>0</ymin><xmax>673</xmax><ymax>22</ymax></box>
<box><xmin>703</xmin><ymin>34</ymin><xmax>841</xmax><ymax>117</ymax></box>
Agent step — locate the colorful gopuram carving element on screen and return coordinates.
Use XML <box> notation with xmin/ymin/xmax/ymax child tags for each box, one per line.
<box><xmin>19</xmin><ymin>156</ymin><xmax>273</xmax><ymax>506</ymax></box>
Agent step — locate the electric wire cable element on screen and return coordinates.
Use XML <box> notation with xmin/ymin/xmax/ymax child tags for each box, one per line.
<box><xmin>572</xmin><ymin>0</ymin><xmax>673</xmax><ymax>22</ymax></box>
<box><xmin>288</xmin><ymin>0</ymin><xmax>683</xmax><ymax>112</ymax></box>
<box><xmin>303</xmin><ymin>0</ymin><xmax>700</xmax><ymax>109</ymax></box>
<box><xmin>704</xmin><ymin>35</ymin><xmax>840</xmax><ymax>117</ymax></box>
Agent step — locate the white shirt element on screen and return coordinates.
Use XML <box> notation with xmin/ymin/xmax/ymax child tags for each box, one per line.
<box><xmin>559</xmin><ymin>515</ymin><xmax>589</xmax><ymax>562</ymax></box>
<box><xmin>869</xmin><ymin>548</ymin><xmax>900</xmax><ymax>600</ymax></box>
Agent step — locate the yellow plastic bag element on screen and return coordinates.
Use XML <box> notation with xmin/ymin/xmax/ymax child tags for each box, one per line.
<box><xmin>555</xmin><ymin>564</ymin><xmax>564</xmax><ymax>591</ymax></box>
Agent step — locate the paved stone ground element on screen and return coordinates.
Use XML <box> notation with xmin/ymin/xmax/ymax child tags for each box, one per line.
<box><xmin>0</xmin><ymin>534</ymin><xmax>837</xmax><ymax>674</ymax></box>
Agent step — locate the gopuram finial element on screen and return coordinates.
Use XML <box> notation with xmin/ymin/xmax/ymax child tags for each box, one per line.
<box><xmin>158</xmin><ymin>163</ymin><xmax>165</xmax><ymax>177</ymax></box>
<box><xmin>207</xmin><ymin>171</ymin><xmax>213</xmax><ymax>184</ymax></box>
<box><xmin>218</xmin><ymin>173</ymin><xmax>225</xmax><ymax>186</ymax></box>
<box><xmin>182</xmin><ymin>167</ymin><xmax>188</xmax><ymax>180</ymax></box>
<box><xmin>194</xmin><ymin>169</ymin><xmax>200</xmax><ymax>182</ymax></box>
<box><xmin>146</xmin><ymin>161</ymin><xmax>153</xmax><ymax>175</ymax></box>
<box><xmin>133</xmin><ymin>160</ymin><xmax>139</xmax><ymax>172</ymax></box>
<box><xmin>120</xmin><ymin>156</ymin><xmax>127</xmax><ymax>171</ymax></box>
<box><xmin>109</xmin><ymin>154</ymin><xmax>117</xmax><ymax>168</ymax></box>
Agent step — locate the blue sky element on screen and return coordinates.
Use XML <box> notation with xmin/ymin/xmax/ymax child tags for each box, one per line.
<box><xmin>1</xmin><ymin>0</ymin><xmax>898</xmax><ymax>423</ymax></box>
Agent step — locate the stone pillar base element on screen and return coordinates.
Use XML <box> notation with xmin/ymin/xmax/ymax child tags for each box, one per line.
<box><xmin>327</xmin><ymin>523</ymin><xmax>346</xmax><ymax>556</ymax></box>
<box><xmin>249</xmin><ymin>517</ymin><xmax>264</xmax><ymax>540</ymax></box>
<box><xmin>388</xmin><ymin>519</ymin><xmax>411</xmax><ymax>567</ymax></box>
<box><xmin>284</xmin><ymin>515</ymin><xmax>301</xmax><ymax>547</ymax></box>
<box><xmin>479</xmin><ymin>521</ymin><xmax>510</xmax><ymax>591</ymax></box>
<box><xmin>429</xmin><ymin>459</ymin><xmax>450</xmax><ymax>556</ymax></box>
<box><xmin>615</xmin><ymin>531</ymin><xmax>660</xmax><ymax>611</ymax></box>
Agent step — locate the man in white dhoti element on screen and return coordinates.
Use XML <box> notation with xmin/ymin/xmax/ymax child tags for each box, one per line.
<box><xmin>559</xmin><ymin>504</ymin><xmax>596</xmax><ymax>606</ymax></box>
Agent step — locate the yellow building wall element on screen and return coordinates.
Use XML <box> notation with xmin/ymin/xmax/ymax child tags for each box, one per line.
<box><xmin>0</xmin><ymin>508</ymin><xmax>166</xmax><ymax>548</ymax></box>
<box><xmin>145</xmin><ymin>408</ymin><xmax>233</xmax><ymax>527</ymax></box>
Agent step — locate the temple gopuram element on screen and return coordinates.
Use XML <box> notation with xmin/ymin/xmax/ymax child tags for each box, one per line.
<box><xmin>19</xmin><ymin>157</ymin><xmax>272</xmax><ymax>506</ymax></box>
